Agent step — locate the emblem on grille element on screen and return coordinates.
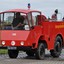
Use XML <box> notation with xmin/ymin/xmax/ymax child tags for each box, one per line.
<box><xmin>12</xmin><ymin>33</ymin><xmax>16</xmax><ymax>36</ymax></box>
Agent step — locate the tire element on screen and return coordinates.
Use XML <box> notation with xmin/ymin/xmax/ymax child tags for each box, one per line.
<box><xmin>8</xmin><ymin>50</ymin><xmax>19</xmax><ymax>58</ymax></box>
<box><xmin>26</xmin><ymin>51</ymin><xmax>34</xmax><ymax>56</ymax></box>
<box><xmin>35</xmin><ymin>43</ymin><xmax>45</xmax><ymax>60</ymax></box>
<box><xmin>50</xmin><ymin>36</ymin><xmax>62</xmax><ymax>57</ymax></box>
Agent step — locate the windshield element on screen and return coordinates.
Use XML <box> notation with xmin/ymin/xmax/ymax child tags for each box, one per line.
<box><xmin>0</xmin><ymin>12</ymin><xmax>29</xmax><ymax>30</ymax></box>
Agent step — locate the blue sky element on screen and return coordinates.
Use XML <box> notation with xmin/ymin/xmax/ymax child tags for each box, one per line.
<box><xmin>0</xmin><ymin>0</ymin><xmax>64</xmax><ymax>18</ymax></box>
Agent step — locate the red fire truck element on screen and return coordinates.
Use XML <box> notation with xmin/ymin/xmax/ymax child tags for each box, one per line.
<box><xmin>0</xmin><ymin>9</ymin><xmax>64</xmax><ymax>60</ymax></box>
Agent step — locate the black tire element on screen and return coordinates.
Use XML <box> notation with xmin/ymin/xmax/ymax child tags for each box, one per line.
<box><xmin>8</xmin><ymin>50</ymin><xmax>19</xmax><ymax>58</ymax></box>
<box><xmin>50</xmin><ymin>36</ymin><xmax>62</xmax><ymax>57</ymax></box>
<box><xmin>35</xmin><ymin>43</ymin><xmax>45</xmax><ymax>60</ymax></box>
<box><xmin>26</xmin><ymin>51</ymin><xmax>34</xmax><ymax>56</ymax></box>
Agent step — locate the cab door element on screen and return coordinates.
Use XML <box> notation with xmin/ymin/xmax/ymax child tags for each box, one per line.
<box><xmin>27</xmin><ymin>12</ymin><xmax>42</xmax><ymax>48</ymax></box>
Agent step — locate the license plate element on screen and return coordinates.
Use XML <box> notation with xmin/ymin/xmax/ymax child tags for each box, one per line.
<box><xmin>8</xmin><ymin>47</ymin><xmax>17</xmax><ymax>50</ymax></box>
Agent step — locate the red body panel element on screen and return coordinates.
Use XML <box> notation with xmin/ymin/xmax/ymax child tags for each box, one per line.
<box><xmin>1</xmin><ymin>30</ymin><xmax>30</xmax><ymax>40</ymax></box>
<box><xmin>0</xmin><ymin>26</ymin><xmax>42</xmax><ymax>47</ymax></box>
<box><xmin>41</xmin><ymin>21</ymin><xmax>64</xmax><ymax>50</ymax></box>
<box><xmin>0</xmin><ymin>30</ymin><xmax>30</xmax><ymax>46</ymax></box>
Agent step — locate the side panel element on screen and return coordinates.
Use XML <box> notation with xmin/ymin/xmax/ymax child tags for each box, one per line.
<box><xmin>41</xmin><ymin>22</ymin><xmax>64</xmax><ymax>50</ymax></box>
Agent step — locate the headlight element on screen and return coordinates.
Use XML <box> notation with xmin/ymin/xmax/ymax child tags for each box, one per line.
<box><xmin>2</xmin><ymin>41</ymin><xmax>5</xmax><ymax>45</ymax></box>
<box><xmin>11</xmin><ymin>41</ymin><xmax>15</xmax><ymax>46</ymax></box>
<box><xmin>20</xmin><ymin>41</ymin><xmax>24</xmax><ymax>45</ymax></box>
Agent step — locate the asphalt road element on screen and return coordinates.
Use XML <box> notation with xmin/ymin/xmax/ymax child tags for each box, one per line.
<box><xmin>0</xmin><ymin>49</ymin><xmax>64</xmax><ymax>64</ymax></box>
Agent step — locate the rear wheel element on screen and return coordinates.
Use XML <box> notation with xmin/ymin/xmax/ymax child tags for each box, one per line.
<box><xmin>35</xmin><ymin>43</ymin><xmax>45</xmax><ymax>60</ymax></box>
<box><xmin>50</xmin><ymin>36</ymin><xmax>62</xmax><ymax>57</ymax></box>
<box><xmin>8</xmin><ymin>50</ymin><xmax>19</xmax><ymax>58</ymax></box>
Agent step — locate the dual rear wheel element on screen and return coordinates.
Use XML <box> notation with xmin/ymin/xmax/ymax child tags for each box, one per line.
<box><xmin>50</xmin><ymin>36</ymin><xmax>62</xmax><ymax>57</ymax></box>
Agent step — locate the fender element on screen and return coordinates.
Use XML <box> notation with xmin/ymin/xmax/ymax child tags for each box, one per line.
<box><xmin>34</xmin><ymin>35</ymin><xmax>43</xmax><ymax>48</ymax></box>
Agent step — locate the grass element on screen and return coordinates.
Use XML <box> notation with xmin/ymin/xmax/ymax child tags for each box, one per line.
<box><xmin>0</xmin><ymin>49</ymin><xmax>8</xmax><ymax>54</ymax></box>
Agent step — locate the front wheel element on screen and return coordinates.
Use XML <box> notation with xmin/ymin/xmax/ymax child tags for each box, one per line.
<box><xmin>50</xmin><ymin>36</ymin><xmax>62</xmax><ymax>57</ymax></box>
<box><xmin>8</xmin><ymin>50</ymin><xmax>19</xmax><ymax>58</ymax></box>
<box><xmin>35</xmin><ymin>43</ymin><xmax>45</xmax><ymax>60</ymax></box>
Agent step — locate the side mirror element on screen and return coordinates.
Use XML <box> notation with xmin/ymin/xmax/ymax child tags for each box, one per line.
<box><xmin>24</xmin><ymin>25</ymin><xmax>30</xmax><ymax>30</ymax></box>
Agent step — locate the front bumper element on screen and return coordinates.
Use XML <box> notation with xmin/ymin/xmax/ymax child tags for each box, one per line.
<box><xmin>7</xmin><ymin>46</ymin><xmax>34</xmax><ymax>51</ymax></box>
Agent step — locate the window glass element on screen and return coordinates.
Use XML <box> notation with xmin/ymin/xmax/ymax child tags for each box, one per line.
<box><xmin>4</xmin><ymin>13</ymin><xmax>14</xmax><ymax>24</ymax></box>
<box><xmin>32</xmin><ymin>12</ymin><xmax>40</xmax><ymax>26</ymax></box>
<box><xmin>0</xmin><ymin>14</ymin><xmax>3</xmax><ymax>22</ymax></box>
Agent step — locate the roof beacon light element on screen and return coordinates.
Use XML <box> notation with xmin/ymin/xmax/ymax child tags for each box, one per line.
<box><xmin>28</xmin><ymin>3</ymin><xmax>31</xmax><ymax>10</ymax></box>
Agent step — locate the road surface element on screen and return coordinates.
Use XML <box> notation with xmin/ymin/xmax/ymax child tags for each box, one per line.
<box><xmin>0</xmin><ymin>49</ymin><xmax>64</xmax><ymax>64</ymax></box>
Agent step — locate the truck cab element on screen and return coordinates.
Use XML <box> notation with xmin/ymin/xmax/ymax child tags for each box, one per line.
<box><xmin>0</xmin><ymin>9</ymin><xmax>63</xmax><ymax>60</ymax></box>
<box><xmin>0</xmin><ymin>9</ymin><xmax>46</xmax><ymax>59</ymax></box>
